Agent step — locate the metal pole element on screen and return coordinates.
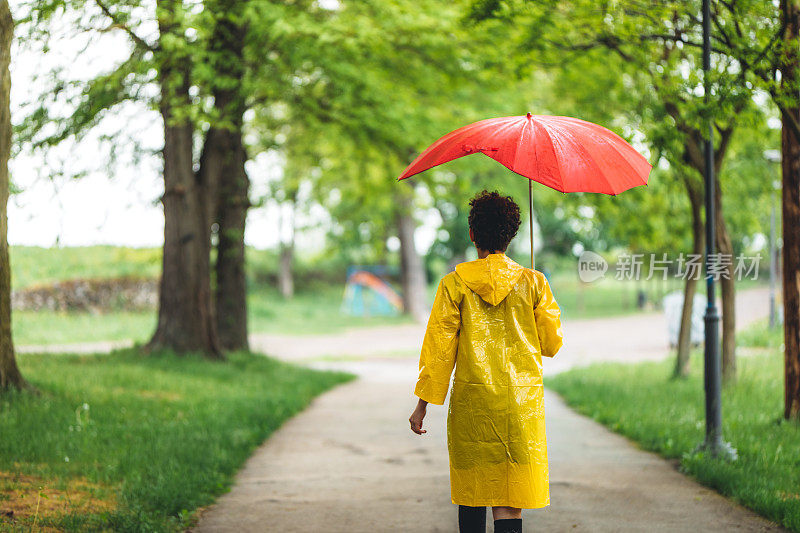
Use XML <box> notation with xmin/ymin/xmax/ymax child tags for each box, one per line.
<box><xmin>701</xmin><ymin>0</ymin><xmax>728</xmax><ymax>458</ymax></box>
<box><xmin>529</xmin><ymin>179</ymin><xmax>535</xmax><ymax>270</ymax></box>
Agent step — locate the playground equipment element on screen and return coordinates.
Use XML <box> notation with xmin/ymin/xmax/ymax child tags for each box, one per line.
<box><xmin>341</xmin><ymin>267</ymin><xmax>403</xmax><ymax>317</ymax></box>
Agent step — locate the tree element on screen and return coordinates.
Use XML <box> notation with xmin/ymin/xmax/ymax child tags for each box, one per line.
<box><xmin>664</xmin><ymin>0</ymin><xmax>800</xmax><ymax>417</ymax></box>
<box><xmin>675</xmin><ymin>173</ymin><xmax>704</xmax><ymax>378</ymax></box>
<box><xmin>0</xmin><ymin>0</ymin><xmax>27</xmax><ymax>390</ymax></box>
<box><xmin>250</xmin><ymin>0</ymin><xmax>519</xmax><ymax>319</ymax></box>
<box><xmin>396</xmin><ymin>178</ymin><xmax>428</xmax><ymax>321</ymax></box>
<box><xmin>470</xmin><ymin>0</ymin><xmax>770</xmax><ymax>382</ymax></box>
<box><xmin>779</xmin><ymin>0</ymin><xmax>800</xmax><ymax>419</ymax></box>
<box><xmin>200</xmin><ymin>0</ymin><xmax>250</xmax><ymax>350</ymax></box>
<box><xmin>18</xmin><ymin>0</ymin><xmax>223</xmax><ymax>357</ymax></box>
<box><xmin>147</xmin><ymin>0</ymin><xmax>221</xmax><ymax>357</ymax></box>
<box><xmin>17</xmin><ymin>0</ymin><xmax>326</xmax><ymax>354</ymax></box>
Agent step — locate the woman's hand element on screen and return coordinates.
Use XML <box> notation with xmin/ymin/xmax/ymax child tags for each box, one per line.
<box><xmin>409</xmin><ymin>398</ymin><xmax>428</xmax><ymax>435</ymax></box>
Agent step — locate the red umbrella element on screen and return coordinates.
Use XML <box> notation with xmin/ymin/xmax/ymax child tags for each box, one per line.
<box><xmin>398</xmin><ymin>113</ymin><xmax>652</xmax><ymax>268</ymax></box>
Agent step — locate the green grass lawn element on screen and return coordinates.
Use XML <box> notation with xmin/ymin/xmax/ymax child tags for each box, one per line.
<box><xmin>12</xmin><ymin>278</ymin><xmax>767</xmax><ymax>346</ymax></box>
<box><xmin>9</xmin><ymin>245</ymin><xmax>768</xmax><ymax>346</ymax></box>
<box><xmin>549</xmin><ymin>276</ymin><xmax>656</xmax><ymax>319</ymax></box>
<box><xmin>11</xmin><ymin>246</ymin><xmax>163</xmax><ymax>290</ymax></box>
<box><xmin>10</xmin><ymin>246</ymin><xmax>413</xmax><ymax>345</ymax></box>
<box><xmin>11</xmin><ymin>285</ymin><xmax>413</xmax><ymax>346</ymax></box>
<box><xmin>12</xmin><ymin>310</ymin><xmax>157</xmax><ymax>346</ymax></box>
<box><xmin>247</xmin><ymin>285</ymin><xmax>413</xmax><ymax>335</ymax></box>
<box><xmin>0</xmin><ymin>349</ymin><xmax>353</xmax><ymax>531</ymax></box>
<box><xmin>13</xmin><ymin>278</ymin><xmax>658</xmax><ymax>346</ymax></box>
<box><xmin>547</xmin><ymin>321</ymin><xmax>800</xmax><ymax>531</ymax></box>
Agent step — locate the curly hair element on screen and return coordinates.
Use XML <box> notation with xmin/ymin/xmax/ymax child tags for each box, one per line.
<box><xmin>468</xmin><ymin>189</ymin><xmax>522</xmax><ymax>252</ymax></box>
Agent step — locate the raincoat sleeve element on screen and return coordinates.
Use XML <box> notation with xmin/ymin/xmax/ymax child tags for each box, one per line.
<box><xmin>414</xmin><ymin>275</ymin><xmax>462</xmax><ymax>405</ymax></box>
<box><xmin>535</xmin><ymin>275</ymin><xmax>564</xmax><ymax>358</ymax></box>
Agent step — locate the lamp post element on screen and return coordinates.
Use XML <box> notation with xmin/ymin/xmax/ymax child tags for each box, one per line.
<box><xmin>699</xmin><ymin>0</ymin><xmax>736</xmax><ymax>460</ymax></box>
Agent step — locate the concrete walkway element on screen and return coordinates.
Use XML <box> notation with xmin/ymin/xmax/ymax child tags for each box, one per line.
<box><xmin>194</xmin><ymin>287</ymin><xmax>785</xmax><ymax>532</ymax></box>
<box><xmin>194</xmin><ymin>382</ymin><xmax>781</xmax><ymax>532</ymax></box>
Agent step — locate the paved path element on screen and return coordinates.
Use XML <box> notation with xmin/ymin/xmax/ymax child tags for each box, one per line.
<box><xmin>195</xmin><ymin>287</ymin><xmax>784</xmax><ymax>532</ymax></box>
<box><xmin>194</xmin><ymin>382</ymin><xmax>781</xmax><ymax>533</ymax></box>
<box><xmin>248</xmin><ymin>286</ymin><xmax>771</xmax><ymax>381</ymax></box>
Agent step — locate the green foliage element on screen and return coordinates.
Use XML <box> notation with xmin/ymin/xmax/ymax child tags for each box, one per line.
<box><xmin>468</xmin><ymin>0</ymin><xmax>786</xmax><ymax>258</ymax></box>
<box><xmin>11</xmin><ymin>0</ymin><xmax>790</xmax><ymax>288</ymax></box>
<box><xmin>721</xmin><ymin>120</ymin><xmax>783</xmax><ymax>254</ymax></box>
<box><xmin>0</xmin><ymin>349</ymin><xmax>353</xmax><ymax>531</ymax></box>
<box><xmin>10</xmin><ymin>246</ymin><xmax>162</xmax><ymax>289</ymax></box>
<box><xmin>244</xmin><ymin>0</ymin><xmax>539</xmax><ymax>266</ymax></box>
<box><xmin>549</xmin><ymin>322</ymin><xmax>800</xmax><ymax>531</ymax></box>
<box><xmin>15</xmin><ymin>0</ymin><xmax>159</xmax><ymax>148</ymax></box>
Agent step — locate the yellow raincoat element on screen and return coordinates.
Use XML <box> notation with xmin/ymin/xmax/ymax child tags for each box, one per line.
<box><xmin>414</xmin><ymin>253</ymin><xmax>563</xmax><ymax>509</ymax></box>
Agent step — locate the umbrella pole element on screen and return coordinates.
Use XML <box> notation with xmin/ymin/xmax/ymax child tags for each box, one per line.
<box><xmin>529</xmin><ymin>179</ymin><xmax>535</xmax><ymax>270</ymax></box>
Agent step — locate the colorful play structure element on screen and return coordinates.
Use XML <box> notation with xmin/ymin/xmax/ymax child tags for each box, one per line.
<box><xmin>341</xmin><ymin>266</ymin><xmax>403</xmax><ymax>316</ymax></box>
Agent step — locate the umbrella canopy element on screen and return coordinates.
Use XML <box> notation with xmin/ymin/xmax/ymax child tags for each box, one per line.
<box><xmin>398</xmin><ymin>113</ymin><xmax>651</xmax><ymax>195</ymax></box>
<box><xmin>397</xmin><ymin>113</ymin><xmax>652</xmax><ymax>269</ymax></box>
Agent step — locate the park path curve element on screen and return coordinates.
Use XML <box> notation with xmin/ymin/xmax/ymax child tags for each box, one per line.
<box><xmin>194</xmin><ymin>286</ymin><xmax>785</xmax><ymax>532</ymax></box>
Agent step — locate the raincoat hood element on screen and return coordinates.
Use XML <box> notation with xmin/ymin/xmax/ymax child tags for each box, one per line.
<box><xmin>455</xmin><ymin>253</ymin><xmax>525</xmax><ymax>306</ymax></box>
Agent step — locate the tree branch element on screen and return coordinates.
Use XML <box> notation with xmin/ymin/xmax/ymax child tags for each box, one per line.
<box><xmin>94</xmin><ymin>0</ymin><xmax>155</xmax><ymax>52</ymax></box>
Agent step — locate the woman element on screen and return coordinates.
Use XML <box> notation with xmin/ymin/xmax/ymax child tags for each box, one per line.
<box><xmin>408</xmin><ymin>190</ymin><xmax>563</xmax><ymax>533</ymax></box>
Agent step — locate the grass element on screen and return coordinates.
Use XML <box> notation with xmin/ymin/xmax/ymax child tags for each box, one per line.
<box><xmin>12</xmin><ymin>276</ymin><xmax>767</xmax><ymax>346</ymax></box>
<box><xmin>13</xmin><ymin>277</ymin><xmax>656</xmax><ymax>346</ymax></box>
<box><xmin>737</xmin><ymin>318</ymin><xmax>785</xmax><ymax>349</ymax></box>
<box><xmin>549</xmin><ymin>276</ymin><xmax>659</xmax><ymax>319</ymax></box>
<box><xmin>11</xmin><ymin>246</ymin><xmax>163</xmax><ymax>290</ymax></box>
<box><xmin>11</xmin><ymin>286</ymin><xmax>412</xmax><ymax>346</ymax></box>
<box><xmin>9</xmin><ymin>245</ymin><xmax>768</xmax><ymax>346</ymax></box>
<box><xmin>246</xmin><ymin>285</ymin><xmax>413</xmax><ymax>335</ymax></box>
<box><xmin>10</xmin><ymin>245</ymin><xmax>411</xmax><ymax>345</ymax></box>
<box><xmin>0</xmin><ymin>348</ymin><xmax>354</xmax><ymax>531</ymax></box>
<box><xmin>547</xmin><ymin>320</ymin><xmax>800</xmax><ymax>531</ymax></box>
<box><xmin>547</xmin><ymin>272</ymin><xmax>765</xmax><ymax>320</ymax></box>
<box><xmin>12</xmin><ymin>310</ymin><xmax>157</xmax><ymax>347</ymax></box>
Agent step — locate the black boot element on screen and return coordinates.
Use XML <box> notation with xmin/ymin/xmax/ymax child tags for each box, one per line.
<box><xmin>458</xmin><ymin>505</ymin><xmax>486</xmax><ymax>533</ymax></box>
<box><xmin>493</xmin><ymin>518</ymin><xmax>522</xmax><ymax>533</ymax></box>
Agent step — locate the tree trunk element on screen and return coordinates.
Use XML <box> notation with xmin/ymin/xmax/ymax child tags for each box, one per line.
<box><xmin>197</xmin><ymin>126</ymin><xmax>249</xmax><ymax>351</ymax></box>
<box><xmin>396</xmin><ymin>181</ymin><xmax>428</xmax><ymax>322</ymax></box>
<box><xmin>278</xmin><ymin>243</ymin><xmax>294</xmax><ymax>298</ymax></box>
<box><xmin>674</xmin><ymin>175</ymin><xmax>704</xmax><ymax>378</ymax></box>
<box><xmin>0</xmin><ymin>0</ymin><xmax>26</xmax><ymax>391</ymax></box>
<box><xmin>715</xmin><ymin>175</ymin><xmax>736</xmax><ymax>383</ymax></box>
<box><xmin>147</xmin><ymin>0</ymin><xmax>221</xmax><ymax>357</ymax></box>
<box><xmin>215</xmin><ymin>147</ymin><xmax>249</xmax><ymax>351</ymax></box>
<box><xmin>683</xmin><ymin>127</ymin><xmax>738</xmax><ymax>383</ymax></box>
<box><xmin>200</xmin><ymin>0</ymin><xmax>250</xmax><ymax>352</ymax></box>
<box><xmin>781</xmin><ymin>0</ymin><xmax>800</xmax><ymax>420</ymax></box>
<box><xmin>278</xmin><ymin>201</ymin><xmax>295</xmax><ymax>299</ymax></box>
